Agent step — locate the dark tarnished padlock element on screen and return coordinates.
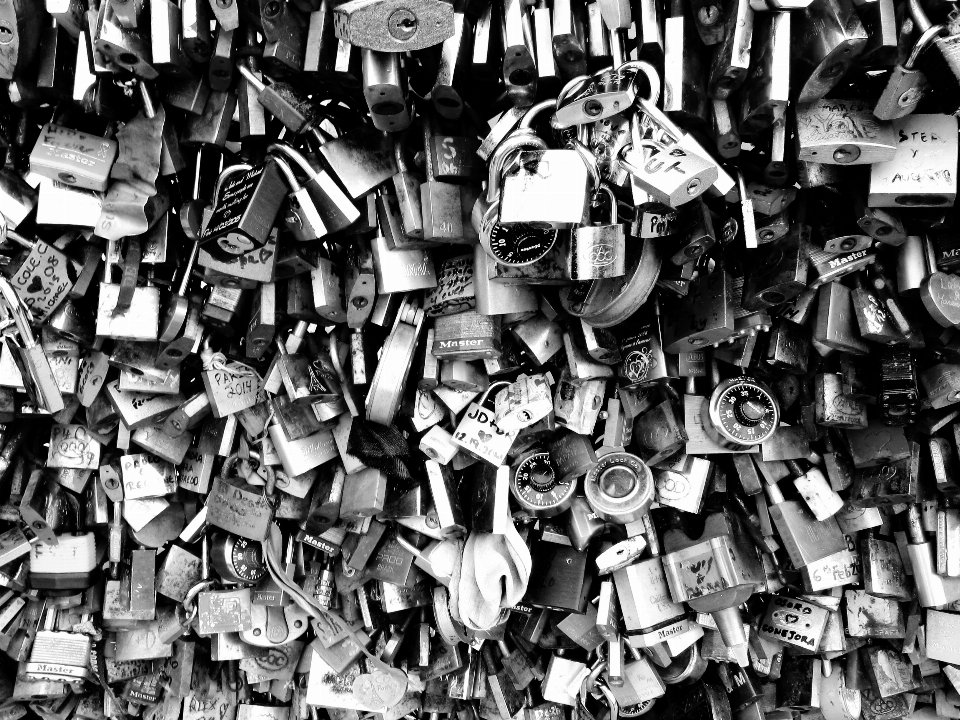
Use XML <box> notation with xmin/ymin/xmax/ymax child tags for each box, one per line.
<box><xmin>201</xmin><ymin>160</ymin><xmax>288</xmax><ymax>258</ymax></box>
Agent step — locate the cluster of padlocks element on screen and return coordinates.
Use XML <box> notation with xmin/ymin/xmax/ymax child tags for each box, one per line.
<box><xmin>5</xmin><ymin>0</ymin><xmax>960</xmax><ymax>720</ymax></box>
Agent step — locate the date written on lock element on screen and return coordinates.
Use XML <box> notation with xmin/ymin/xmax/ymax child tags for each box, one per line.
<box><xmin>757</xmin><ymin>595</ymin><xmax>830</xmax><ymax>650</ymax></box>
<box><xmin>120</xmin><ymin>453</ymin><xmax>177</xmax><ymax>500</ymax></box>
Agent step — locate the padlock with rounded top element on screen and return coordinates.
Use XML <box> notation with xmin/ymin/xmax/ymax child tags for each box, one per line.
<box><xmin>584</xmin><ymin>448</ymin><xmax>654</xmax><ymax>524</ymax></box>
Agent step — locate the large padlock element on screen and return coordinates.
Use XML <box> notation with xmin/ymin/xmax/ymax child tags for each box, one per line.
<box><xmin>617</xmin><ymin>138</ymin><xmax>718</xmax><ymax>208</ymax></box>
<box><xmin>205</xmin><ymin>455</ymin><xmax>277</xmax><ymax>541</ymax></box>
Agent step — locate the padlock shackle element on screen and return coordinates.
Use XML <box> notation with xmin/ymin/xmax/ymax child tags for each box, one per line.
<box><xmin>268</xmin><ymin>153</ymin><xmax>303</xmax><ymax>192</ymax></box>
<box><xmin>0</xmin><ymin>277</ymin><xmax>35</xmax><ymax>346</ymax></box>
<box><xmin>519</xmin><ymin>99</ymin><xmax>558</xmax><ymax>130</ymax></box>
<box><xmin>620</xmin><ymin>61</ymin><xmax>661</xmax><ymax>105</ymax></box>
<box><xmin>267</xmin><ymin>143</ymin><xmax>318</xmax><ymax>182</ymax></box>
<box><xmin>478</xmin><ymin>380</ymin><xmax>511</xmax><ymax>406</ymax></box>
<box><xmin>237</xmin><ymin>63</ymin><xmax>267</xmax><ymax>92</ymax></box>
<box><xmin>568</xmin><ymin>139</ymin><xmax>601</xmax><ymax>194</ymax></box>
<box><xmin>557</xmin><ymin>75</ymin><xmax>590</xmax><ymax>107</ymax></box>
<box><xmin>212</xmin><ymin>164</ymin><xmax>253</xmax><ymax>203</ymax></box>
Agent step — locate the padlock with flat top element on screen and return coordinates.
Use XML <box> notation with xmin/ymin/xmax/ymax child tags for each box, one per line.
<box><xmin>22</xmin><ymin>606</ymin><xmax>91</xmax><ymax>686</ymax></box>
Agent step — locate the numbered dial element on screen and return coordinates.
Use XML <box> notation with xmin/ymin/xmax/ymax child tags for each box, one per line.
<box><xmin>510</xmin><ymin>451</ymin><xmax>576</xmax><ymax>518</ymax></box>
<box><xmin>210</xmin><ymin>531</ymin><xmax>267</xmax><ymax>583</ymax></box>
<box><xmin>485</xmin><ymin>223</ymin><xmax>558</xmax><ymax>266</ymax></box>
<box><xmin>703</xmin><ymin>377</ymin><xmax>780</xmax><ymax>448</ymax></box>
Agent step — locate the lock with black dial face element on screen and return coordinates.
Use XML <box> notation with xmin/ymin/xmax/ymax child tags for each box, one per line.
<box><xmin>210</xmin><ymin>530</ymin><xmax>267</xmax><ymax>583</ymax></box>
<box><xmin>511</xmin><ymin>451</ymin><xmax>577</xmax><ymax>518</ymax></box>
<box><xmin>702</xmin><ymin>376</ymin><xmax>780</xmax><ymax>449</ymax></box>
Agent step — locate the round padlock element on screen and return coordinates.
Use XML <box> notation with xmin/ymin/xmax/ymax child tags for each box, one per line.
<box><xmin>210</xmin><ymin>529</ymin><xmax>268</xmax><ymax>583</ymax></box>
<box><xmin>659</xmin><ymin>643</ymin><xmax>708</xmax><ymax>685</ymax></box>
<box><xmin>510</xmin><ymin>450</ymin><xmax>577</xmax><ymax>518</ymax></box>
<box><xmin>584</xmin><ymin>449</ymin><xmax>654</xmax><ymax>523</ymax></box>
<box><xmin>702</xmin><ymin>376</ymin><xmax>780</xmax><ymax>449</ymax></box>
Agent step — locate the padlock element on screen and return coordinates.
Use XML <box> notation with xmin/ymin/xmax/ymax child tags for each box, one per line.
<box><xmin>874</xmin><ymin>28</ymin><xmax>937</xmax><ymax>121</ymax></box>
<box><xmin>96</xmin><ymin>238</ymin><xmax>161</xmax><ymax>341</ymax></box>
<box><xmin>790</xmin><ymin>0</ymin><xmax>867</xmax><ymax>103</ymax></box>
<box><xmin>201</xmin><ymin>159</ymin><xmax>288</xmax><ymax>258</ymax></box>
<box><xmin>617</xmin><ymin>138</ymin><xmax>718</xmax><ymax>208</ymax></box>
<box><xmin>22</xmin><ymin>607</ymin><xmax>91</xmax><ymax>685</ymax></box>
<box><xmin>333</xmin><ymin>0</ymin><xmax>454</xmax><ymax>52</ymax></box>
<box><xmin>584</xmin><ymin>448</ymin><xmax>654</xmax><ymax>524</ymax></box>
<box><xmin>499</xmin><ymin>106</ymin><xmax>595</xmax><ymax>229</ymax></box>
<box><xmin>206</xmin><ymin>457</ymin><xmax>276</xmax><ymax>542</ymax></box>
<box><xmin>869</xmin><ymin>114</ymin><xmax>958</xmax><ymax>207</ymax></box>
<box><xmin>29</xmin><ymin>123</ymin><xmax>118</xmax><ymax>192</ymax></box>
<box><xmin>740</xmin><ymin>12</ymin><xmax>789</xmax><ymax>134</ymax></box>
<box><xmin>568</xmin><ymin>186</ymin><xmax>626</xmax><ymax>280</ymax></box>
<box><xmin>662</xmin><ymin>511</ymin><xmax>764</xmax><ymax>666</ymax></box>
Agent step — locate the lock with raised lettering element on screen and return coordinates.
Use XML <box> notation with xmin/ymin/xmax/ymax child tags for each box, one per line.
<box><xmin>617</xmin><ymin>138</ymin><xmax>718</xmax><ymax>208</ymax></box>
<box><xmin>555</xmin><ymin>61</ymin><xmax>659</xmax><ymax>127</ymax></box>
<box><xmin>584</xmin><ymin>448</ymin><xmax>654</xmax><ymax>524</ymax></box>
<box><xmin>868</xmin><ymin>114</ymin><xmax>958</xmax><ymax>207</ymax></box>
<box><xmin>568</xmin><ymin>186</ymin><xmax>626</xmax><ymax>280</ymax></box>
<box><xmin>511</xmin><ymin>450</ymin><xmax>576</xmax><ymax>518</ymax></box>
<box><xmin>701</xmin><ymin>376</ymin><xmax>780</xmax><ymax>449</ymax></box>
<box><xmin>22</xmin><ymin>607</ymin><xmax>91</xmax><ymax>686</ymax></box>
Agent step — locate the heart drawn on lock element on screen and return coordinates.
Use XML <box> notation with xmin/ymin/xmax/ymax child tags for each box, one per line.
<box><xmin>352</xmin><ymin>666</ymin><xmax>407</xmax><ymax>711</ymax></box>
<box><xmin>26</xmin><ymin>276</ymin><xmax>43</xmax><ymax>295</ymax></box>
<box><xmin>921</xmin><ymin>272</ymin><xmax>960</xmax><ymax>327</ymax></box>
<box><xmin>478</xmin><ymin>430</ymin><xmax>491</xmax><ymax>442</ymax></box>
